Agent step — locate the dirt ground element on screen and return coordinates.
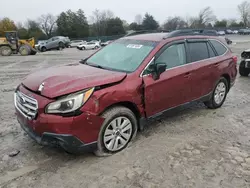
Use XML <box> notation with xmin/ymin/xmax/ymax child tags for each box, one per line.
<box><xmin>0</xmin><ymin>36</ymin><xmax>250</xmax><ymax>188</ymax></box>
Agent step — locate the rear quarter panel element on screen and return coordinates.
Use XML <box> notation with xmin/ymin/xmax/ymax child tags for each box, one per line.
<box><xmin>214</xmin><ymin>51</ymin><xmax>237</xmax><ymax>87</ymax></box>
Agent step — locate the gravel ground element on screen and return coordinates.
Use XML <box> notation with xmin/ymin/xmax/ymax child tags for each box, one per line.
<box><xmin>0</xmin><ymin>36</ymin><xmax>250</xmax><ymax>188</ymax></box>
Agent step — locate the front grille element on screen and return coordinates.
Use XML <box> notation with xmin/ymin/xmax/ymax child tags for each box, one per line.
<box><xmin>14</xmin><ymin>91</ymin><xmax>38</xmax><ymax>120</ymax></box>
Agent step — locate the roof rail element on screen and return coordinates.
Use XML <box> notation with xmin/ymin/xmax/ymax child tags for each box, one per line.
<box><xmin>124</xmin><ymin>29</ymin><xmax>169</xmax><ymax>37</ymax></box>
<box><xmin>163</xmin><ymin>29</ymin><xmax>219</xmax><ymax>39</ymax></box>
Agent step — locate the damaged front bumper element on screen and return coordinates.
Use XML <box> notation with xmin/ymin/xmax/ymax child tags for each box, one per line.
<box><xmin>18</xmin><ymin>117</ymin><xmax>97</xmax><ymax>154</ymax></box>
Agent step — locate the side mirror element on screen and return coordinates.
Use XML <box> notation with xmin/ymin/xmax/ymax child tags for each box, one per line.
<box><xmin>148</xmin><ymin>63</ymin><xmax>166</xmax><ymax>80</ymax></box>
<box><xmin>156</xmin><ymin>63</ymin><xmax>166</xmax><ymax>75</ymax></box>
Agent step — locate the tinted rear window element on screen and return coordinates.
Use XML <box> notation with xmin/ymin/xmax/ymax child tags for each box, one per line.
<box><xmin>188</xmin><ymin>42</ymin><xmax>209</xmax><ymax>62</ymax></box>
<box><xmin>210</xmin><ymin>40</ymin><xmax>227</xmax><ymax>56</ymax></box>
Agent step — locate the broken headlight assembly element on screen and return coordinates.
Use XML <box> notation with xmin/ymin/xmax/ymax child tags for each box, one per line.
<box><xmin>45</xmin><ymin>88</ymin><xmax>94</xmax><ymax>114</ymax></box>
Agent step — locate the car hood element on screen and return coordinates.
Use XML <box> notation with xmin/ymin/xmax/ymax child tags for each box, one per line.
<box><xmin>22</xmin><ymin>63</ymin><xmax>126</xmax><ymax>98</ymax></box>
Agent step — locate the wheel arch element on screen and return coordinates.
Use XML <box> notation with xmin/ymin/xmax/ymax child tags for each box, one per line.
<box><xmin>221</xmin><ymin>73</ymin><xmax>230</xmax><ymax>92</ymax></box>
<box><xmin>99</xmin><ymin>101</ymin><xmax>142</xmax><ymax>129</ymax></box>
<box><xmin>100</xmin><ymin>101</ymin><xmax>141</xmax><ymax>119</ymax></box>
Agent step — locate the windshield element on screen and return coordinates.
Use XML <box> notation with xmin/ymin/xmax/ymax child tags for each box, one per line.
<box><xmin>86</xmin><ymin>39</ymin><xmax>157</xmax><ymax>72</ymax></box>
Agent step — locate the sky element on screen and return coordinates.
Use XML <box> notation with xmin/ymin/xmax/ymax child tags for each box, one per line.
<box><xmin>0</xmin><ymin>0</ymin><xmax>241</xmax><ymax>24</ymax></box>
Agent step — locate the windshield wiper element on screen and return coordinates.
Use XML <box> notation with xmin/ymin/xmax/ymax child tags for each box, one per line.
<box><xmin>83</xmin><ymin>61</ymin><xmax>106</xmax><ymax>69</ymax></box>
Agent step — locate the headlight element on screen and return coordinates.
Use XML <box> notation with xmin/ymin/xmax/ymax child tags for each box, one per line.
<box><xmin>45</xmin><ymin>88</ymin><xmax>94</xmax><ymax>114</ymax></box>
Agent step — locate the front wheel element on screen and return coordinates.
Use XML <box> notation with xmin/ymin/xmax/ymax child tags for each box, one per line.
<box><xmin>204</xmin><ymin>77</ymin><xmax>228</xmax><ymax>109</ymax></box>
<box><xmin>94</xmin><ymin>106</ymin><xmax>138</xmax><ymax>157</ymax></box>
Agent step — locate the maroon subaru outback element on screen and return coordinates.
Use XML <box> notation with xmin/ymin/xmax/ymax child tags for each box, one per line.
<box><xmin>14</xmin><ymin>30</ymin><xmax>237</xmax><ymax>155</ymax></box>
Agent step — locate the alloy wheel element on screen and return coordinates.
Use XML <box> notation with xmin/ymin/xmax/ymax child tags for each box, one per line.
<box><xmin>214</xmin><ymin>82</ymin><xmax>226</xmax><ymax>105</ymax></box>
<box><xmin>103</xmin><ymin>117</ymin><xmax>133</xmax><ymax>152</ymax></box>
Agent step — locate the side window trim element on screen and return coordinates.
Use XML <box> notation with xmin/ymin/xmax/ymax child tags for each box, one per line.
<box><xmin>206</xmin><ymin>42</ymin><xmax>216</xmax><ymax>58</ymax></box>
<box><xmin>208</xmin><ymin>39</ymin><xmax>229</xmax><ymax>56</ymax></box>
<box><xmin>208</xmin><ymin>40</ymin><xmax>219</xmax><ymax>56</ymax></box>
<box><xmin>155</xmin><ymin>40</ymin><xmax>186</xmax><ymax>60</ymax></box>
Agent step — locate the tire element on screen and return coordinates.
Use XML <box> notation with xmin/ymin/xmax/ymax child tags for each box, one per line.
<box><xmin>94</xmin><ymin>46</ymin><xmax>98</xmax><ymax>49</ymax></box>
<box><xmin>58</xmin><ymin>42</ymin><xmax>65</xmax><ymax>50</ymax></box>
<box><xmin>239</xmin><ymin>61</ymin><xmax>250</xmax><ymax>77</ymax></box>
<box><xmin>19</xmin><ymin>45</ymin><xmax>31</xmax><ymax>56</ymax></box>
<box><xmin>204</xmin><ymin>77</ymin><xmax>228</xmax><ymax>109</ymax></box>
<box><xmin>94</xmin><ymin>106</ymin><xmax>138</xmax><ymax>157</ymax></box>
<box><xmin>41</xmin><ymin>46</ymin><xmax>46</xmax><ymax>52</ymax></box>
<box><xmin>30</xmin><ymin>50</ymin><xmax>37</xmax><ymax>55</ymax></box>
<box><xmin>0</xmin><ymin>46</ymin><xmax>12</xmax><ymax>56</ymax></box>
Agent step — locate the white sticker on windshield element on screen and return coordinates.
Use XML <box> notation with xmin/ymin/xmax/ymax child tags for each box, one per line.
<box><xmin>127</xmin><ymin>44</ymin><xmax>143</xmax><ymax>49</ymax></box>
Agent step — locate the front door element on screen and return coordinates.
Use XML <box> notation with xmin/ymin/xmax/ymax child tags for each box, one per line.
<box><xmin>142</xmin><ymin>41</ymin><xmax>194</xmax><ymax>117</ymax></box>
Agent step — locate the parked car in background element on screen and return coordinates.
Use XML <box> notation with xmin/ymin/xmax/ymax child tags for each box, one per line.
<box><xmin>69</xmin><ymin>40</ymin><xmax>87</xmax><ymax>48</ymax></box>
<box><xmin>233</xmin><ymin>30</ymin><xmax>239</xmax><ymax>34</ymax></box>
<box><xmin>101</xmin><ymin>40</ymin><xmax>113</xmax><ymax>46</ymax></box>
<box><xmin>35</xmin><ymin>40</ymin><xmax>47</xmax><ymax>49</ymax></box>
<box><xmin>77</xmin><ymin>41</ymin><xmax>101</xmax><ymax>50</ymax></box>
<box><xmin>14</xmin><ymin>29</ymin><xmax>237</xmax><ymax>155</ymax></box>
<box><xmin>38</xmin><ymin>36</ymin><xmax>70</xmax><ymax>52</ymax></box>
<box><xmin>225</xmin><ymin>29</ymin><xmax>233</xmax><ymax>34</ymax></box>
<box><xmin>239</xmin><ymin>29</ymin><xmax>250</xmax><ymax>35</ymax></box>
<box><xmin>239</xmin><ymin>49</ymin><xmax>250</xmax><ymax>76</ymax></box>
<box><xmin>217</xmin><ymin>31</ymin><xmax>226</xmax><ymax>36</ymax></box>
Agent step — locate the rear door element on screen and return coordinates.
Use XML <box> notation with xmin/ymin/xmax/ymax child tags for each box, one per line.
<box><xmin>142</xmin><ymin>40</ymin><xmax>194</xmax><ymax>117</ymax></box>
<box><xmin>186</xmin><ymin>39</ymin><xmax>217</xmax><ymax>99</ymax></box>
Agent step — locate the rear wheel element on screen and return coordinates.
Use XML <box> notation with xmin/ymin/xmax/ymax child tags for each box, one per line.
<box><xmin>0</xmin><ymin>46</ymin><xmax>12</xmax><ymax>56</ymax></box>
<box><xmin>204</xmin><ymin>77</ymin><xmax>228</xmax><ymax>109</ymax></box>
<box><xmin>94</xmin><ymin>106</ymin><xmax>138</xmax><ymax>157</ymax></box>
<box><xmin>19</xmin><ymin>45</ymin><xmax>31</xmax><ymax>56</ymax></box>
<box><xmin>239</xmin><ymin>61</ymin><xmax>250</xmax><ymax>76</ymax></box>
<box><xmin>58</xmin><ymin>42</ymin><xmax>65</xmax><ymax>50</ymax></box>
<box><xmin>94</xmin><ymin>46</ymin><xmax>98</xmax><ymax>49</ymax></box>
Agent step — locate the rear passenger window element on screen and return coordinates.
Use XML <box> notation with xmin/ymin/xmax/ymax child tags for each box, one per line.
<box><xmin>188</xmin><ymin>42</ymin><xmax>209</xmax><ymax>62</ymax></box>
<box><xmin>210</xmin><ymin>40</ymin><xmax>227</xmax><ymax>55</ymax></box>
<box><xmin>207</xmin><ymin>43</ymin><xmax>216</xmax><ymax>57</ymax></box>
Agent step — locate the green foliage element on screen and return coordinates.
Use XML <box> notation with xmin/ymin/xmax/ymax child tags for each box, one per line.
<box><xmin>26</xmin><ymin>20</ymin><xmax>47</xmax><ymax>40</ymax></box>
<box><xmin>0</xmin><ymin>18</ymin><xmax>17</xmax><ymax>36</ymax></box>
<box><xmin>214</xmin><ymin>20</ymin><xmax>228</xmax><ymax>28</ymax></box>
<box><xmin>142</xmin><ymin>13</ymin><xmax>159</xmax><ymax>30</ymax></box>
<box><xmin>17</xmin><ymin>28</ymin><xmax>29</xmax><ymax>39</ymax></box>
<box><xmin>229</xmin><ymin>21</ymin><xmax>245</xmax><ymax>28</ymax></box>
<box><xmin>106</xmin><ymin>17</ymin><xmax>125</xmax><ymax>35</ymax></box>
<box><xmin>129</xmin><ymin>22</ymin><xmax>143</xmax><ymax>31</ymax></box>
<box><xmin>56</xmin><ymin>9</ymin><xmax>89</xmax><ymax>38</ymax></box>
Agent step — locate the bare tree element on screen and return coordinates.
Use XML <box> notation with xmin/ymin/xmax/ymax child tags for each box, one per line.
<box><xmin>198</xmin><ymin>7</ymin><xmax>216</xmax><ymax>27</ymax></box>
<box><xmin>38</xmin><ymin>14</ymin><xmax>57</xmax><ymax>37</ymax></box>
<box><xmin>238</xmin><ymin>1</ymin><xmax>250</xmax><ymax>27</ymax></box>
<box><xmin>188</xmin><ymin>7</ymin><xmax>216</xmax><ymax>28</ymax></box>
<box><xmin>135</xmin><ymin>14</ymin><xmax>142</xmax><ymax>25</ymax></box>
<box><xmin>90</xmin><ymin>9</ymin><xmax>114</xmax><ymax>36</ymax></box>
<box><xmin>163</xmin><ymin>16</ymin><xmax>187</xmax><ymax>30</ymax></box>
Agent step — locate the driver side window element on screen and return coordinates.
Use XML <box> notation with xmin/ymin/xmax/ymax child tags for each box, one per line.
<box><xmin>143</xmin><ymin>43</ymin><xmax>186</xmax><ymax>76</ymax></box>
<box><xmin>155</xmin><ymin>43</ymin><xmax>186</xmax><ymax>69</ymax></box>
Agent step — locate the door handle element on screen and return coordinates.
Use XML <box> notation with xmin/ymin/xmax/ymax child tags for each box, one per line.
<box><xmin>214</xmin><ymin>63</ymin><xmax>219</xmax><ymax>67</ymax></box>
<box><xmin>184</xmin><ymin>72</ymin><xmax>191</xmax><ymax>78</ymax></box>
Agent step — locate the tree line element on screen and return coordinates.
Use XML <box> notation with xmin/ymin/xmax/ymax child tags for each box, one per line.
<box><xmin>0</xmin><ymin>1</ymin><xmax>249</xmax><ymax>40</ymax></box>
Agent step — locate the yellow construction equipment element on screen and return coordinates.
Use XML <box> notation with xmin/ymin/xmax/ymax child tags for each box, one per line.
<box><xmin>0</xmin><ymin>31</ymin><xmax>37</xmax><ymax>56</ymax></box>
